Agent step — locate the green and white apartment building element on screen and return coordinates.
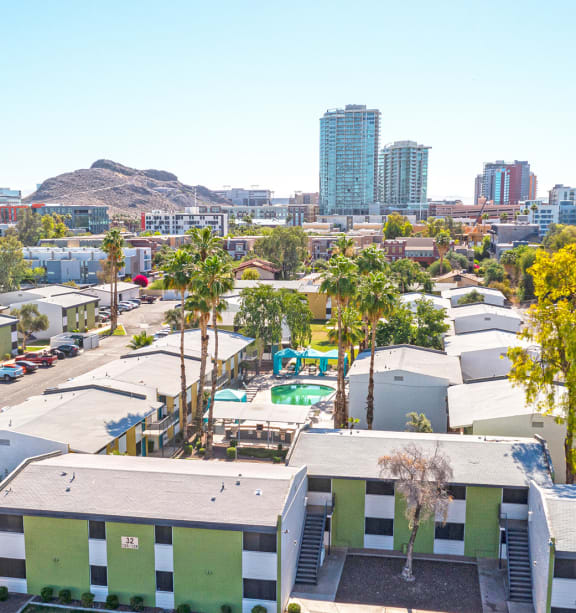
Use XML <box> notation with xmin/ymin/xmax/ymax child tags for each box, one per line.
<box><xmin>0</xmin><ymin>429</ymin><xmax>565</xmax><ymax>610</ymax></box>
<box><xmin>0</xmin><ymin>314</ymin><xmax>18</xmax><ymax>358</ymax></box>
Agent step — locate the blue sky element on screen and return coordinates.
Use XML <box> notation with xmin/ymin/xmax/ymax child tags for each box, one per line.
<box><xmin>1</xmin><ymin>0</ymin><xmax>575</xmax><ymax>201</ymax></box>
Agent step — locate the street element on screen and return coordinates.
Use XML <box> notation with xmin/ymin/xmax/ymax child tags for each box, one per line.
<box><xmin>0</xmin><ymin>300</ymin><xmax>179</xmax><ymax>409</ymax></box>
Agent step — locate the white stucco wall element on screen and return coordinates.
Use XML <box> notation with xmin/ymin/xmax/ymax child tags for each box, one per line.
<box><xmin>453</xmin><ymin>313</ymin><xmax>522</xmax><ymax>334</ymax></box>
<box><xmin>460</xmin><ymin>347</ymin><xmax>513</xmax><ymax>381</ymax></box>
<box><xmin>0</xmin><ymin>430</ymin><xmax>68</xmax><ymax>479</ymax></box>
<box><xmin>349</xmin><ymin>371</ymin><xmax>449</xmax><ymax>432</ymax></box>
<box><xmin>528</xmin><ymin>482</ymin><xmax>553</xmax><ymax>613</ymax></box>
<box><xmin>10</xmin><ymin>300</ymin><xmax>63</xmax><ymax>340</ymax></box>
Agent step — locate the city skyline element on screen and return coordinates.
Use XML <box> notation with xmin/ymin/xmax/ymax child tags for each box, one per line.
<box><xmin>1</xmin><ymin>1</ymin><xmax>575</xmax><ymax>202</ymax></box>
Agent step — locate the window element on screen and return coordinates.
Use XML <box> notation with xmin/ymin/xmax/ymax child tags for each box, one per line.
<box><xmin>308</xmin><ymin>478</ymin><xmax>331</xmax><ymax>493</ymax></box>
<box><xmin>365</xmin><ymin>518</ymin><xmax>393</xmax><ymax>536</ymax></box>
<box><xmin>90</xmin><ymin>565</ymin><xmax>107</xmax><ymax>586</ymax></box>
<box><xmin>393</xmin><ymin>375</ymin><xmax>404</xmax><ymax>381</ymax></box>
<box><xmin>554</xmin><ymin>557</ymin><xmax>576</xmax><ymax>579</ymax></box>
<box><xmin>0</xmin><ymin>558</ymin><xmax>26</xmax><ymax>579</ymax></box>
<box><xmin>435</xmin><ymin>523</ymin><xmax>464</xmax><ymax>541</ymax></box>
<box><xmin>0</xmin><ymin>514</ymin><xmax>23</xmax><ymax>533</ymax></box>
<box><xmin>89</xmin><ymin>521</ymin><xmax>106</xmax><ymax>540</ymax></box>
<box><xmin>243</xmin><ymin>579</ymin><xmax>276</xmax><ymax>601</ymax></box>
<box><xmin>502</xmin><ymin>488</ymin><xmax>528</xmax><ymax>505</ymax></box>
<box><xmin>243</xmin><ymin>532</ymin><xmax>277</xmax><ymax>553</ymax></box>
<box><xmin>366</xmin><ymin>480</ymin><xmax>394</xmax><ymax>496</ymax></box>
<box><xmin>155</xmin><ymin>525</ymin><xmax>172</xmax><ymax>545</ymax></box>
<box><xmin>156</xmin><ymin>571</ymin><xmax>174</xmax><ymax>592</ymax></box>
<box><xmin>446</xmin><ymin>485</ymin><xmax>466</xmax><ymax>500</ymax></box>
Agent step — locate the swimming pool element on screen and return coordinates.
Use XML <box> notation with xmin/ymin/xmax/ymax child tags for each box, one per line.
<box><xmin>271</xmin><ymin>384</ymin><xmax>334</xmax><ymax>405</ymax></box>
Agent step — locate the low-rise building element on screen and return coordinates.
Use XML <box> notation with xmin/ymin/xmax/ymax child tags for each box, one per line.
<box><xmin>234</xmin><ymin>259</ymin><xmax>280</xmax><ymax>280</ymax></box>
<box><xmin>0</xmin><ymin>285</ymin><xmax>80</xmax><ymax>307</ymax></box>
<box><xmin>347</xmin><ymin>345</ymin><xmax>462</xmax><ymax>432</ymax></box>
<box><xmin>383</xmin><ymin>237</ymin><xmax>450</xmax><ymax>265</ymax></box>
<box><xmin>223</xmin><ymin>236</ymin><xmax>261</xmax><ymax>261</ymax></box>
<box><xmin>451</xmin><ymin>304</ymin><xmax>523</xmax><ymax>335</ymax></box>
<box><xmin>0</xmin><ymin>431</ymin><xmax>68</xmax><ymax>479</ymax></box>
<box><xmin>83</xmin><ymin>282</ymin><xmax>141</xmax><ymax>307</ymax></box>
<box><xmin>400</xmin><ymin>293</ymin><xmax>450</xmax><ymax>313</ymax></box>
<box><xmin>0</xmin><ymin>314</ymin><xmax>18</xmax><ymax>358</ymax></box>
<box><xmin>142</xmin><ymin>209</ymin><xmax>228</xmax><ymax>236</ymax></box>
<box><xmin>434</xmin><ymin>270</ymin><xmax>482</xmax><ymax>288</ymax></box>
<box><xmin>0</xmin><ymin>453</ymin><xmax>306</xmax><ymax>613</ymax></box>
<box><xmin>33</xmin><ymin>203</ymin><xmax>110</xmax><ymax>234</ymax></box>
<box><xmin>442</xmin><ymin>286</ymin><xmax>506</xmax><ymax>308</ymax></box>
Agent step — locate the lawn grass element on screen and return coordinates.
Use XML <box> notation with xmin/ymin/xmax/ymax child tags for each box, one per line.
<box><xmin>310</xmin><ymin>322</ymin><xmax>336</xmax><ymax>352</ymax></box>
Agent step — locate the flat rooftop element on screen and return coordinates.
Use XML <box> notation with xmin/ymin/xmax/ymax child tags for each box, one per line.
<box><xmin>541</xmin><ymin>485</ymin><xmax>576</xmax><ymax>552</ymax></box>
<box><xmin>451</xmin><ymin>304</ymin><xmax>523</xmax><ymax>321</ymax></box>
<box><xmin>444</xmin><ymin>329</ymin><xmax>532</xmax><ymax>356</ymax></box>
<box><xmin>0</xmin><ymin>454</ymin><xmax>301</xmax><ymax>529</ymax></box>
<box><xmin>288</xmin><ymin>429</ymin><xmax>553</xmax><ymax>488</ymax></box>
<box><xmin>0</xmin><ymin>388</ymin><xmax>161</xmax><ymax>453</ymax></box>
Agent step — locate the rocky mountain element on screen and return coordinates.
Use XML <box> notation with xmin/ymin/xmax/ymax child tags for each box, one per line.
<box><xmin>23</xmin><ymin>159</ymin><xmax>229</xmax><ymax>216</ymax></box>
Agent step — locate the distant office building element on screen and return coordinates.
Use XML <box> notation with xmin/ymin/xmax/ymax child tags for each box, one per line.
<box><xmin>549</xmin><ymin>184</ymin><xmax>576</xmax><ymax>205</ymax></box>
<box><xmin>0</xmin><ymin>201</ymin><xmax>108</xmax><ymax>232</ymax></box>
<box><xmin>214</xmin><ymin>188</ymin><xmax>272</xmax><ymax>206</ymax></box>
<box><xmin>477</xmin><ymin>161</ymin><xmax>537</xmax><ymax>204</ymax></box>
<box><xmin>525</xmin><ymin>200</ymin><xmax>559</xmax><ymax>237</ymax></box>
<box><xmin>0</xmin><ymin>188</ymin><xmax>21</xmax><ymax>205</ymax></box>
<box><xmin>378</xmin><ymin>141</ymin><xmax>430</xmax><ymax>210</ymax></box>
<box><xmin>319</xmin><ymin>104</ymin><xmax>380</xmax><ymax>216</ymax></box>
<box><xmin>142</xmin><ymin>208</ymin><xmax>228</xmax><ymax>236</ymax></box>
<box><xmin>0</xmin><ymin>188</ymin><xmax>25</xmax><ymax>223</ymax></box>
<box><xmin>289</xmin><ymin>192</ymin><xmax>319</xmax><ymax>205</ymax></box>
<box><xmin>474</xmin><ymin>175</ymin><xmax>483</xmax><ymax>204</ymax></box>
<box><xmin>287</xmin><ymin>202</ymin><xmax>318</xmax><ymax>226</ymax></box>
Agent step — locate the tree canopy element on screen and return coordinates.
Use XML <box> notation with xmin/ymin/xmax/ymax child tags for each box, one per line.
<box><xmin>0</xmin><ymin>235</ymin><xmax>28</xmax><ymax>292</ymax></box>
<box><xmin>254</xmin><ymin>226</ymin><xmax>308</xmax><ymax>279</ymax></box>
<box><xmin>383</xmin><ymin>213</ymin><xmax>412</xmax><ymax>239</ymax></box>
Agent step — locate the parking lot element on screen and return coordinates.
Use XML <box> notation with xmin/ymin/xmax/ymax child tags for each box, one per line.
<box><xmin>0</xmin><ymin>299</ymin><xmax>179</xmax><ymax>409</ymax></box>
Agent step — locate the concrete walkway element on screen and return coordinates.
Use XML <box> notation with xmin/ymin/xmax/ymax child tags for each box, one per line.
<box><xmin>292</xmin><ymin>550</ymin><xmax>347</xmax><ymax>601</ymax></box>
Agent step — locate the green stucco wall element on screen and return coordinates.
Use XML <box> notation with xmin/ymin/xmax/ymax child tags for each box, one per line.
<box><xmin>106</xmin><ymin>522</ymin><xmax>156</xmax><ymax>606</ymax></box>
<box><xmin>546</xmin><ymin>540</ymin><xmax>555</xmax><ymax>612</ymax></box>
<box><xmin>393</xmin><ymin>493</ymin><xmax>435</xmax><ymax>554</ymax></box>
<box><xmin>86</xmin><ymin>302</ymin><xmax>95</xmax><ymax>329</ymax></box>
<box><xmin>0</xmin><ymin>324</ymin><xmax>13</xmax><ymax>358</ymax></box>
<box><xmin>332</xmin><ymin>479</ymin><xmax>365</xmax><ymax>548</ymax></box>
<box><xmin>24</xmin><ymin>516</ymin><xmax>89</xmax><ymax>599</ymax></box>
<box><xmin>77</xmin><ymin>305</ymin><xmax>86</xmax><ymax>332</ymax></box>
<box><xmin>464</xmin><ymin>487</ymin><xmax>502</xmax><ymax>558</ymax></box>
<box><xmin>173</xmin><ymin>527</ymin><xmax>243</xmax><ymax>613</ymax></box>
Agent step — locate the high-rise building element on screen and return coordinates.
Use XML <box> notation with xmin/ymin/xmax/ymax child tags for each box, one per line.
<box><xmin>474</xmin><ymin>175</ymin><xmax>483</xmax><ymax>204</ymax></box>
<box><xmin>477</xmin><ymin>160</ymin><xmax>537</xmax><ymax>204</ymax></box>
<box><xmin>319</xmin><ymin>104</ymin><xmax>380</xmax><ymax>215</ymax></box>
<box><xmin>549</xmin><ymin>184</ymin><xmax>576</xmax><ymax>205</ymax></box>
<box><xmin>378</xmin><ymin>140</ymin><xmax>430</xmax><ymax>209</ymax></box>
<box><xmin>0</xmin><ymin>187</ymin><xmax>21</xmax><ymax>205</ymax></box>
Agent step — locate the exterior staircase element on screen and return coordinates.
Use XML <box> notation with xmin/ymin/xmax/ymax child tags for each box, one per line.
<box><xmin>295</xmin><ymin>511</ymin><xmax>325</xmax><ymax>585</ymax></box>
<box><xmin>506</xmin><ymin>524</ymin><xmax>533</xmax><ymax>603</ymax></box>
<box><xmin>245</xmin><ymin>385</ymin><xmax>259</xmax><ymax>401</ymax></box>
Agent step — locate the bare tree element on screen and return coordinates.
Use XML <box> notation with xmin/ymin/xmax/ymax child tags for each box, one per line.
<box><xmin>378</xmin><ymin>444</ymin><xmax>453</xmax><ymax>581</ymax></box>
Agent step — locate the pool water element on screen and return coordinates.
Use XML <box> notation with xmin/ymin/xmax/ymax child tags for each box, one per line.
<box><xmin>271</xmin><ymin>384</ymin><xmax>334</xmax><ymax>405</ymax></box>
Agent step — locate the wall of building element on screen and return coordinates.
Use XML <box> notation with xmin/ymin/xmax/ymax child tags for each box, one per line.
<box><xmin>528</xmin><ymin>484</ymin><xmax>553</xmax><ymax>613</ymax></box>
<box><xmin>331</xmin><ymin>479</ymin><xmax>365</xmax><ymax>548</ymax></box>
<box><xmin>393</xmin><ymin>492</ymin><xmax>435</xmax><ymax>553</ymax></box>
<box><xmin>0</xmin><ymin>323</ymin><xmax>17</xmax><ymax>358</ymax></box>
<box><xmin>459</xmin><ymin>347</ymin><xmax>514</xmax><ymax>382</ymax></box>
<box><xmin>0</xmin><ymin>432</ymin><xmax>68</xmax><ymax>479</ymax></box>
<box><xmin>453</xmin><ymin>313</ymin><xmax>522</xmax><ymax>334</ymax></box>
<box><xmin>463</xmin><ymin>487</ymin><xmax>502</xmax><ymax>558</ymax></box>
<box><xmin>303</xmin><ymin>293</ymin><xmax>327</xmax><ymax>320</ymax></box>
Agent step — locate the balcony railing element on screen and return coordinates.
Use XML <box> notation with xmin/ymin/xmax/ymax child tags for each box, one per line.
<box><xmin>143</xmin><ymin>412</ymin><xmax>179</xmax><ymax>436</ymax></box>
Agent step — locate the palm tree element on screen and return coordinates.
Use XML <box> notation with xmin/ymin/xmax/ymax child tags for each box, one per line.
<box><xmin>186</xmin><ymin>226</ymin><xmax>223</xmax><ymax>261</ymax></box>
<box><xmin>356</xmin><ymin>244</ymin><xmax>388</xmax><ymax>275</ymax></box>
<box><xmin>199</xmin><ymin>255</ymin><xmax>234</xmax><ymax>456</ymax></box>
<box><xmin>320</xmin><ymin>256</ymin><xmax>358</xmax><ymax>427</ymax></box>
<box><xmin>102</xmin><ymin>229</ymin><xmax>125</xmax><ymax>332</ymax></box>
<box><xmin>358</xmin><ymin>272</ymin><xmax>398</xmax><ymax>429</ymax></box>
<box><xmin>128</xmin><ymin>331</ymin><xmax>154</xmax><ymax>349</ymax></box>
<box><xmin>162</xmin><ymin>249</ymin><xmax>196</xmax><ymax>436</ymax></box>
<box><xmin>435</xmin><ymin>231</ymin><xmax>451</xmax><ymax>275</ymax></box>
<box><xmin>11</xmin><ymin>304</ymin><xmax>49</xmax><ymax>352</ymax></box>
<box><xmin>326</xmin><ymin>307</ymin><xmax>364</xmax><ymax>362</ymax></box>
<box><xmin>331</xmin><ymin>234</ymin><xmax>356</xmax><ymax>258</ymax></box>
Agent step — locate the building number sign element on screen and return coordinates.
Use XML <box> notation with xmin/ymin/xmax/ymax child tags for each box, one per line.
<box><xmin>121</xmin><ymin>536</ymin><xmax>139</xmax><ymax>550</ymax></box>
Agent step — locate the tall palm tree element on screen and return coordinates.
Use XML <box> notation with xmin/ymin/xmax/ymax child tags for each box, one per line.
<box><xmin>356</xmin><ymin>244</ymin><xmax>388</xmax><ymax>275</ymax></box>
<box><xmin>199</xmin><ymin>255</ymin><xmax>234</xmax><ymax>456</ymax></box>
<box><xmin>331</xmin><ymin>234</ymin><xmax>356</xmax><ymax>258</ymax></box>
<box><xmin>162</xmin><ymin>249</ymin><xmax>196</xmax><ymax>436</ymax></box>
<box><xmin>102</xmin><ymin>229</ymin><xmax>125</xmax><ymax>332</ymax></box>
<box><xmin>186</xmin><ymin>226</ymin><xmax>223</xmax><ymax>261</ymax></box>
<box><xmin>326</xmin><ymin>307</ymin><xmax>364</xmax><ymax>363</ymax></box>
<box><xmin>434</xmin><ymin>231</ymin><xmax>451</xmax><ymax>275</ymax></box>
<box><xmin>358</xmin><ymin>272</ymin><xmax>398</xmax><ymax>429</ymax></box>
<box><xmin>320</xmin><ymin>256</ymin><xmax>358</xmax><ymax>427</ymax></box>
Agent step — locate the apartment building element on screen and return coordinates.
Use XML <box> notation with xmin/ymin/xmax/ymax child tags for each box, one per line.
<box><xmin>142</xmin><ymin>209</ymin><xmax>228</xmax><ymax>236</ymax></box>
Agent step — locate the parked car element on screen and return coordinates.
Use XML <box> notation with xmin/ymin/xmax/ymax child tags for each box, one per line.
<box><xmin>17</xmin><ymin>351</ymin><xmax>58</xmax><ymax>367</ymax></box>
<box><xmin>0</xmin><ymin>364</ymin><xmax>24</xmax><ymax>382</ymax></box>
<box><xmin>117</xmin><ymin>304</ymin><xmax>132</xmax><ymax>313</ymax></box>
<box><xmin>14</xmin><ymin>360</ymin><xmax>39</xmax><ymax>374</ymax></box>
<box><xmin>140</xmin><ymin>295</ymin><xmax>158</xmax><ymax>304</ymax></box>
<box><xmin>127</xmin><ymin>299</ymin><xmax>141</xmax><ymax>306</ymax></box>
<box><xmin>49</xmin><ymin>348</ymin><xmax>65</xmax><ymax>360</ymax></box>
<box><xmin>55</xmin><ymin>344</ymin><xmax>80</xmax><ymax>357</ymax></box>
<box><xmin>119</xmin><ymin>301</ymin><xmax>137</xmax><ymax>310</ymax></box>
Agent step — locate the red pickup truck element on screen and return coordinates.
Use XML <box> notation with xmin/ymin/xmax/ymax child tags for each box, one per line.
<box><xmin>16</xmin><ymin>351</ymin><xmax>58</xmax><ymax>367</ymax></box>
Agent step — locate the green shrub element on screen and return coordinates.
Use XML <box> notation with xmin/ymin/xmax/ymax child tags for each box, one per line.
<box><xmin>277</xmin><ymin>443</ymin><xmax>283</xmax><ymax>451</ymax></box>
<box><xmin>0</xmin><ymin>586</ymin><xmax>8</xmax><ymax>601</ymax></box>
<box><xmin>229</xmin><ymin>439</ymin><xmax>237</xmax><ymax>448</ymax></box>
<box><xmin>58</xmin><ymin>589</ymin><xmax>72</xmax><ymax>604</ymax></box>
<box><xmin>252</xmin><ymin>606</ymin><xmax>267</xmax><ymax>613</ymax></box>
<box><xmin>288</xmin><ymin>604</ymin><xmax>301</xmax><ymax>613</ymax></box>
<box><xmin>177</xmin><ymin>604</ymin><xmax>192</xmax><ymax>613</ymax></box>
<box><xmin>198</xmin><ymin>447</ymin><xmax>206</xmax><ymax>456</ymax></box>
<box><xmin>272</xmin><ymin>456</ymin><xmax>282</xmax><ymax>463</ymax></box>
<box><xmin>221</xmin><ymin>605</ymin><xmax>232</xmax><ymax>613</ymax></box>
<box><xmin>106</xmin><ymin>594</ymin><xmax>120</xmax><ymax>609</ymax></box>
<box><xmin>40</xmin><ymin>587</ymin><xmax>53</xmax><ymax>602</ymax></box>
<box><xmin>237</xmin><ymin>446</ymin><xmax>287</xmax><ymax>460</ymax></box>
<box><xmin>81</xmin><ymin>592</ymin><xmax>95</xmax><ymax>607</ymax></box>
<box><xmin>226</xmin><ymin>447</ymin><xmax>237</xmax><ymax>460</ymax></box>
<box><xmin>130</xmin><ymin>595</ymin><xmax>144</xmax><ymax>611</ymax></box>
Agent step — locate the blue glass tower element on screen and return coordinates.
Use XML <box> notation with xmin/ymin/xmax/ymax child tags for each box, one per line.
<box><xmin>319</xmin><ymin>105</ymin><xmax>381</xmax><ymax>215</ymax></box>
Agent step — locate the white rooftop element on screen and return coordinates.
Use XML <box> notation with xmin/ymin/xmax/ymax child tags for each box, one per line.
<box><xmin>444</xmin><ymin>329</ymin><xmax>533</xmax><ymax>356</ymax></box>
<box><xmin>451</xmin><ymin>304</ymin><xmax>523</xmax><ymax>321</ymax></box>
<box><xmin>212</xmin><ymin>400</ymin><xmax>311</xmax><ymax>424</ymax></box>
<box><xmin>87</xmin><ymin>282</ymin><xmax>140</xmax><ymax>293</ymax></box>
<box><xmin>442</xmin><ymin>286</ymin><xmax>505</xmax><ymax>300</ymax></box>
<box><xmin>541</xmin><ymin>485</ymin><xmax>576</xmax><ymax>552</ymax></box>
<box><xmin>400</xmin><ymin>293</ymin><xmax>450</xmax><ymax>311</ymax></box>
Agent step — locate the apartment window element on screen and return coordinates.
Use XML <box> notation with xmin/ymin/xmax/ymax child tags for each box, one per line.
<box><xmin>156</xmin><ymin>570</ymin><xmax>174</xmax><ymax>592</ymax></box>
<box><xmin>435</xmin><ymin>523</ymin><xmax>465</xmax><ymax>541</ymax></box>
<box><xmin>89</xmin><ymin>520</ymin><xmax>106</xmax><ymax>540</ymax></box>
<box><xmin>0</xmin><ymin>557</ymin><xmax>26</xmax><ymax>579</ymax></box>
<box><xmin>366</xmin><ymin>480</ymin><xmax>394</xmax><ymax>496</ymax></box>
<box><xmin>502</xmin><ymin>488</ymin><xmax>528</xmax><ymax>505</ymax></box>
<box><xmin>243</xmin><ymin>532</ymin><xmax>277</xmax><ymax>553</ymax></box>
<box><xmin>554</xmin><ymin>558</ymin><xmax>576</xmax><ymax>579</ymax></box>
<box><xmin>0</xmin><ymin>514</ymin><xmax>23</xmax><ymax>533</ymax></box>
<box><xmin>243</xmin><ymin>579</ymin><xmax>276</xmax><ymax>601</ymax></box>
<box><xmin>90</xmin><ymin>565</ymin><xmax>107</xmax><ymax>586</ymax></box>
<box><xmin>365</xmin><ymin>517</ymin><xmax>393</xmax><ymax>536</ymax></box>
<box><xmin>155</xmin><ymin>525</ymin><xmax>172</xmax><ymax>545</ymax></box>
<box><xmin>446</xmin><ymin>485</ymin><xmax>466</xmax><ymax>500</ymax></box>
<box><xmin>308</xmin><ymin>478</ymin><xmax>331</xmax><ymax>493</ymax></box>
